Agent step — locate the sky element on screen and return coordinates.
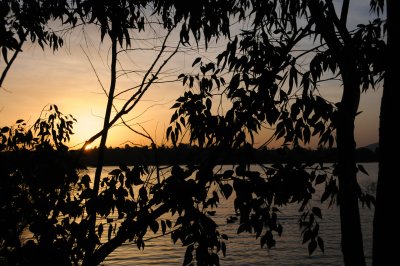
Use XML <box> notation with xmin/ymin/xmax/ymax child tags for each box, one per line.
<box><xmin>0</xmin><ymin>1</ymin><xmax>383</xmax><ymax>149</ymax></box>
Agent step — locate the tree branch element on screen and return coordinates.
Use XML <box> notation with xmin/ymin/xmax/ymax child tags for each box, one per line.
<box><xmin>0</xmin><ymin>31</ymin><xmax>28</xmax><ymax>88</ymax></box>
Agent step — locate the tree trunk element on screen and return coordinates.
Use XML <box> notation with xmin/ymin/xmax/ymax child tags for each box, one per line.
<box><xmin>336</xmin><ymin>64</ymin><xmax>366</xmax><ymax>266</ymax></box>
<box><xmin>373</xmin><ymin>0</ymin><xmax>399</xmax><ymax>264</ymax></box>
<box><xmin>84</xmin><ymin>34</ymin><xmax>118</xmax><ymax>263</ymax></box>
<box><xmin>307</xmin><ymin>0</ymin><xmax>367</xmax><ymax>262</ymax></box>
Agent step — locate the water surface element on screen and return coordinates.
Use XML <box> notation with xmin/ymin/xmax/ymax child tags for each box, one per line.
<box><xmin>92</xmin><ymin>163</ymin><xmax>377</xmax><ymax>265</ymax></box>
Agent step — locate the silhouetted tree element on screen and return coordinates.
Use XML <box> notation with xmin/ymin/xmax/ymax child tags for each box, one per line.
<box><xmin>169</xmin><ymin>1</ymin><xmax>384</xmax><ymax>265</ymax></box>
<box><xmin>0</xmin><ymin>1</ymin><xmax>388</xmax><ymax>265</ymax></box>
<box><xmin>373</xmin><ymin>0</ymin><xmax>398</xmax><ymax>265</ymax></box>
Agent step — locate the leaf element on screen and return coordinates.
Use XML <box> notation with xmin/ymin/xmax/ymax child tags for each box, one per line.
<box><xmin>109</xmin><ymin>169</ymin><xmax>122</xmax><ymax>176</ymax></box>
<box><xmin>136</xmin><ymin>238</ymin><xmax>145</xmax><ymax>250</ymax></box>
<box><xmin>221</xmin><ymin>184</ymin><xmax>233</xmax><ymax>199</ymax></box>
<box><xmin>2</xmin><ymin>47</ymin><xmax>8</xmax><ymax>64</ymax></box>
<box><xmin>139</xmin><ymin>187</ymin><xmax>148</xmax><ymax>202</ymax></box>
<box><xmin>166</xmin><ymin>126</ymin><xmax>172</xmax><ymax>139</ymax></box>
<box><xmin>161</xmin><ymin>220</ymin><xmax>166</xmax><ymax>235</ymax></box>
<box><xmin>221</xmin><ymin>234</ymin><xmax>228</xmax><ymax>240</ymax></box>
<box><xmin>223</xmin><ymin>170</ymin><xmax>234</xmax><ymax>179</ymax></box>
<box><xmin>183</xmin><ymin>245</ymin><xmax>194</xmax><ymax>265</ymax></box>
<box><xmin>260</xmin><ymin>233</ymin><xmax>267</xmax><ymax>248</ymax></box>
<box><xmin>192</xmin><ymin>57</ymin><xmax>201</xmax><ymax>67</ymax></box>
<box><xmin>171</xmin><ymin>102</ymin><xmax>180</xmax><ymax>109</ymax></box>
<box><xmin>171</xmin><ymin>230</ymin><xmax>179</xmax><ymax>244</ymax></box>
<box><xmin>315</xmin><ymin>174</ymin><xmax>326</xmax><ymax>185</ymax></box>
<box><xmin>302</xmin><ymin>230</ymin><xmax>312</xmax><ymax>244</ymax></box>
<box><xmin>108</xmin><ymin>224</ymin><xmax>113</xmax><ymax>241</ymax></box>
<box><xmin>228</xmin><ymin>74</ymin><xmax>240</xmax><ymax>93</ymax></box>
<box><xmin>170</xmin><ymin>112</ymin><xmax>179</xmax><ymax>123</ymax></box>
<box><xmin>320</xmin><ymin>188</ymin><xmax>330</xmax><ymax>203</ymax></box>
<box><xmin>98</xmin><ymin>224</ymin><xmax>103</xmax><ymax>238</ymax></box>
<box><xmin>277</xmin><ymin>224</ymin><xmax>283</xmax><ymax>237</ymax></box>
<box><xmin>150</xmin><ymin>220</ymin><xmax>159</xmax><ymax>234</ymax></box>
<box><xmin>237</xmin><ymin>223</ymin><xmax>247</xmax><ymax>234</ymax></box>
<box><xmin>357</xmin><ymin>164</ymin><xmax>369</xmax><ymax>176</ymax></box>
<box><xmin>317</xmin><ymin>237</ymin><xmax>325</xmax><ymax>253</ymax></box>
<box><xmin>265</xmin><ymin>230</ymin><xmax>276</xmax><ymax>248</ymax></box>
<box><xmin>221</xmin><ymin>242</ymin><xmax>226</xmax><ymax>257</ymax></box>
<box><xmin>206</xmin><ymin>98</ymin><xmax>212</xmax><ymax>110</ymax></box>
<box><xmin>80</xmin><ymin>189</ymin><xmax>92</xmax><ymax>199</ymax></box>
<box><xmin>308</xmin><ymin>238</ymin><xmax>317</xmax><ymax>255</ymax></box>
<box><xmin>303</xmin><ymin>126</ymin><xmax>311</xmax><ymax>143</ymax></box>
<box><xmin>272</xmin><ymin>207</ymin><xmax>280</xmax><ymax>212</ymax></box>
<box><xmin>166</xmin><ymin>220</ymin><xmax>172</xmax><ymax>228</ymax></box>
<box><xmin>312</xmin><ymin>207</ymin><xmax>322</xmax><ymax>219</ymax></box>
<box><xmin>81</xmin><ymin>175</ymin><xmax>91</xmax><ymax>187</ymax></box>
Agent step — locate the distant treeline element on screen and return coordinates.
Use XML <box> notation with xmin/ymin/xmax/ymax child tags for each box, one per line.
<box><xmin>77</xmin><ymin>145</ymin><xmax>378</xmax><ymax>166</ymax></box>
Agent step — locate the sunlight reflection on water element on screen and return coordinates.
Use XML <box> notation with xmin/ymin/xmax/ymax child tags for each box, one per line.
<box><xmin>92</xmin><ymin>162</ymin><xmax>377</xmax><ymax>266</ymax></box>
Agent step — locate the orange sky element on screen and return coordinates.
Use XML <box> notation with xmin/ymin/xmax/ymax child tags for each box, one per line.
<box><xmin>0</xmin><ymin>1</ymin><xmax>383</xmax><ymax>149</ymax></box>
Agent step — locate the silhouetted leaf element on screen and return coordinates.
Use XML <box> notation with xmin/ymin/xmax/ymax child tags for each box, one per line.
<box><xmin>317</xmin><ymin>237</ymin><xmax>325</xmax><ymax>253</ymax></box>
<box><xmin>108</xmin><ymin>224</ymin><xmax>113</xmax><ymax>241</ymax></box>
<box><xmin>161</xmin><ymin>220</ymin><xmax>166</xmax><ymax>234</ymax></box>
<box><xmin>237</xmin><ymin>223</ymin><xmax>247</xmax><ymax>234</ymax></box>
<box><xmin>221</xmin><ymin>242</ymin><xmax>226</xmax><ymax>257</ymax></box>
<box><xmin>308</xmin><ymin>238</ymin><xmax>317</xmax><ymax>255</ymax></box>
<box><xmin>223</xmin><ymin>170</ymin><xmax>234</xmax><ymax>179</ymax></box>
<box><xmin>228</xmin><ymin>74</ymin><xmax>240</xmax><ymax>93</ymax></box>
<box><xmin>303</xmin><ymin>229</ymin><xmax>312</xmax><ymax>244</ymax></box>
<box><xmin>192</xmin><ymin>57</ymin><xmax>201</xmax><ymax>67</ymax></box>
<box><xmin>2</xmin><ymin>47</ymin><xmax>8</xmax><ymax>64</ymax></box>
<box><xmin>80</xmin><ymin>189</ymin><xmax>92</xmax><ymax>199</ymax></box>
<box><xmin>312</xmin><ymin>207</ymin><xmax>322</xmax><ymax>219</ymax></box>
<box><xmin>139</xmin><ymin>187</ymin><xmax>148</xmax><ymax>202</ymax></box>
<box><xmin>150</xmin><ymin>220</ymin><xmax>159</xmax><ymax>234</ymax></box>
<box><xmin>98</xmin><ymin>224</ymin><xmax>103</xmax><ymax>238</ymax></box>
<box><xmin>109</xmin><ymin>169</ymin><xmax>122</xmax><ymax>176</ymax></box>
<box><xmin>81</xmin><ymin>175</ymin><xmax>91</xmax><ymax>187</ymax></box>
<box><xmin>183</xmin><ymin>245</ymin><xmax>194</xmax><ymax>265</ymax></box>
<box><xmin>321</xmin><ymin>188</ymin><xmax>330</xmax><ymax>203</ymax></box>
<box><xmin>277</xmin><ymin>224</ymin><xmax>283</xmax><ymax>236</ymax></box>
<box><xmin>260</xmin><ymin>233</ymin><xmax>267</xmax><ymax>248</ymax></box>
<box><xmin>266</xmin><ymin>231</ymin><xmax>276</xmax><ymax>248</ymax></box>
<box><xmin>206</xmin><ymin>98</ymin><xmax>212</xmax><ymax>110</ymax></box>
<box><xmin>315</xmin><ymin>174</ymin><xmax>326</xmax><ymax>185</ymax></box>
<box><xmin>170</xmin><ymin>112</ymin><xmax>179</xmax><ymax>123</ymax></box>
<box><xmin>357</xmin><ymin>164</ymin><xmax>369</xmax><ymax>175</ymax></box>
<box><xmin>166</xmin><ymin>220</ymin><xmax>172</xmax><ymax>228</ymax></box>
<box><xmin>221</xmin><ymin>184</ymin><xmax>233</xmax><ymax>199</ymax></box>
<box><xmin>136</xmin><ymin>238</ymin><xmax>145</xmax><ymax>250</ymax></box>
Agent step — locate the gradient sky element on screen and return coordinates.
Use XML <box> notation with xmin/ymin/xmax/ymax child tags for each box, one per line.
<box><xmin>0</xmin><ymin>1</ymin><xmax>383</xmax><ymax>149</ymax></box>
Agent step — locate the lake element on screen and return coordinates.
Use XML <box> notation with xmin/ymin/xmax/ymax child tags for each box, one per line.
<box><xmin>86</xmin><ymin>162</ymin><xmax>377</xmax><ymax>266</ymax></box>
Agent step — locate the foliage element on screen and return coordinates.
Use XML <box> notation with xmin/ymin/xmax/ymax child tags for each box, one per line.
<box><xmin>167</xmin><ymin>0</ymin><xmax>384</xmax><ymax>262</ymax></box>
<box><xmin>0</xmin><ymin>105</ymin><xmax>82</xmax><ymax>265</ymax></box>
<box><xmin>0</xmin><ymin>106</ymin><xmax>230</xmax><ymax>265</ymax></box>
<box><xmin>0</xmin><ymin>0</ymin><xmax>387</xmax><ymax>265</ymax></box>
<box><xmin>0</xmin><ymin>0</ymin><xmax>70</xmax><ymax>57</ymax></box>
<box><xmin>0</xmin><ymin>0</ymin><xmax>74</xmax><ymax>87</ymax></box>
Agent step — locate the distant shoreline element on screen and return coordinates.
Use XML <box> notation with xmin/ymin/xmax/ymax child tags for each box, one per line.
<box><xmin>76</xmin><ymin>146</ymin><xmax>378</xmax><ymax>166</ymax></box>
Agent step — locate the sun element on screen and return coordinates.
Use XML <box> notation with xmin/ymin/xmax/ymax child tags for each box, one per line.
<box><xmin>84</xmin><ymin>144</ymin><xmax>93</xmax><ymax>151</ymax></box>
